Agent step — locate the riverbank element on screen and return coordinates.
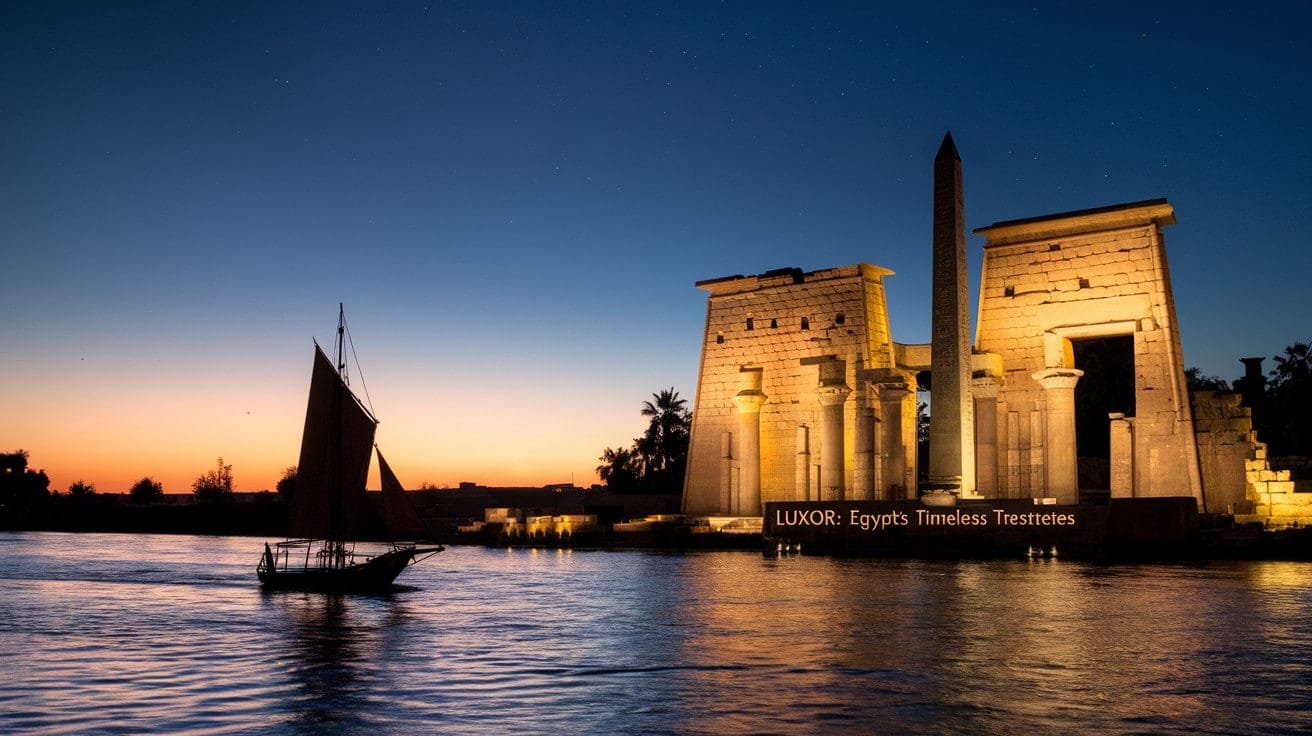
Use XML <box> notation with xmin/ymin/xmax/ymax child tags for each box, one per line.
<box><xmin>7</xmin><ymin>491</ymin><xmax>1311</xmax><ymax>561</ymax></box>
<box><xmin>0</xmin><ymin>486</ymin><xmax>680</xmax><ymax>539</ymax></box>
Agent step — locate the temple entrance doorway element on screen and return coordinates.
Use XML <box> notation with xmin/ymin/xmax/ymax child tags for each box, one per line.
<box><xmin>1072</xmin><ymin>335</ymin><xmax>1135</xmax><ymax>498</ymax></box>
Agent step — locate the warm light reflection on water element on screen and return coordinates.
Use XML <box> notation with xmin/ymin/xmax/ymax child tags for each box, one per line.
<box><xmin>1</xmin><ymin>532</ymin><xmax>1310</xmax><ymax>735</ymax></box>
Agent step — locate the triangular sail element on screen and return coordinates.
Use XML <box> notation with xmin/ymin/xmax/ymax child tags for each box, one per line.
<box><xmin>377</xmin><ymin>448</ymin><xmax>430</xmax><ymax>540</ymax></box>
<box><xmin>288</xmin><ymin>346</ymin><xmax>378</xmax><ymax>539</ymax></box>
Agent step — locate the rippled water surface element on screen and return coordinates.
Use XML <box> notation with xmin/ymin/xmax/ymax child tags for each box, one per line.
<box><xmin>2</xmin><ymin>532</ymin><xmax>1311</xmax><ymax>734</ymax></box>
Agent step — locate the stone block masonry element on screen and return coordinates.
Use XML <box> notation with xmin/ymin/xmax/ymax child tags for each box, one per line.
<box><xmin>681</xmin><ymin>138</ymin><xmax>1223</xmax><ymax>518</ymax></box>
<box><xmin>973</xmin><ymin>200</ymin><xmax>1203</xmax><ymax>505</ymax></box>
<box><xmin>682</xmin><ymin>265</ymin><xmax>918</xmax><ymax>515</ymax></box>
<box><xmin>683</xmin><ymin>201</ymin><xmax>1209</xmax><ymax>514</ymax></box>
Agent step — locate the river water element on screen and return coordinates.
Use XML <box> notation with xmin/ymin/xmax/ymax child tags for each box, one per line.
<box><xmin>1</xmin><ymin>531</ymin><xmax>1310</xmax><ymax>735</ymax></box>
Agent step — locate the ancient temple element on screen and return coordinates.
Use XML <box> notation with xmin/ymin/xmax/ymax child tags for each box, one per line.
<box><xmin>681</xmin><ymin>134</ymin><xmax>1245</xmax><ymax>517</ymax></box>
<box><xmin>680</xmin><ymin>264</ymin><xmax>918</xmax><ymax>516</ymax></box>
<box><xmin>971</xmin><ymin>199</ymin><xmax>1202</xmax><ymax>504</ymax></box>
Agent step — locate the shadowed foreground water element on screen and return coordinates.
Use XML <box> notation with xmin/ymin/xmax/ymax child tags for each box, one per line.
<box><xmin>1</xmin><ymin>532</ymin><xmax>1310</xmax><ymax>735</ymax></box>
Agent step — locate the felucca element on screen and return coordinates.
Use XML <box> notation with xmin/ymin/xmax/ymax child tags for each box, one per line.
<box><xmin>257</xmin><ymin>306</ymin><xmax>441</xmax><ymax>591</ymax></box>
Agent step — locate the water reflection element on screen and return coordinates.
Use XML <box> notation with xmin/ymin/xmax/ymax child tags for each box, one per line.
<box><xmin>268</xmin><ymin>591</ymin><xmax>404</xmax><ymax>734</ymax></box>
<box><xmin>666</xmin><ymin>555</ymin><xmax>1312</xmax><ymax>735</ymax></box>
<box><xmin>5</xmin><ymin>534</ymin><xmax>1312</xmax><ymax>735</ymax></box>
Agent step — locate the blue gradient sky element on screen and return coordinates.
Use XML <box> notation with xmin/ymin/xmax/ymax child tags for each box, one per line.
<box><xmin>3</xmin><ymin>2</ymin><xmax>1309</xmax><ymax>492</ymax></box>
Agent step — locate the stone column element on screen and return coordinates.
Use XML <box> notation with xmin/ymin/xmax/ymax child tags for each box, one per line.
<box><xmin>877</xmin><ymin>381</ymin><xmax>911</xmax><ymax>500</ymax></box>
<box><xmin>733</xmin><ymin>367</ymin><xmax>766</xmax><ymax>515</ymax></box>
<box><xmin>853</xmin><ymin>400</ymin><xmax>875</xmax><ymax>501</ymax></box>
<box><xmin>1033</xmin><ymin>368</ymin><xmax>1084</xmax><ymax>504</ymax></box>
<box><xmin>796</xmin><ymin>425</ymin><xmax>812</xmax><ymax>501</ymax></box>
<box><xmin>719</xmin><ymin>431</ymin><xmax>733</xmax><ymax>513</ymax></box>
<box><xmin>817</xmin><ymin>362</ymin><xmax>851</xmax><ymax>502</ymax></box>
<box><xmin>1109</xmin><ymin>413</ymin><xmax>1135</xmax><ymax>498</ymax></box>
<box><xmin>971</xmin><ymin>377</ymin><xmax>1001</xmax><ymax>497</ymax></box>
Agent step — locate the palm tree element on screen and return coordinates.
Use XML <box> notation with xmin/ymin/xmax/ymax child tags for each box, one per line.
<box><xmin>596</xmin><ymin>446</ymin><xmax>640</xmax><ymax>493</ymax></box>
<box><xmin>595</xmin><ymin>388</ymin><xmax>694</xmax><ymax>494</ymax></box>
<box><xmin>1271</xmin><ymin>342</ymin><xmax>1311</xmax><ymax>388</ymax></box>
<box><xmin>1267</xmin><ymin>342</ymin><xmax>1312</xmax><ymax>455</ymax></box>
<box><xmin>638</xmin><ymin>388</ymin><xmax>691</xmax><ymax>490</ymax></box>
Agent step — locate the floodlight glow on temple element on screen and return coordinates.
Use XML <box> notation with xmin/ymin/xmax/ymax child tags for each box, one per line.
<box><xmin>679</xmin><ymin>134</ymin><xmax>1305</xmax><ymax>551</ymax></box>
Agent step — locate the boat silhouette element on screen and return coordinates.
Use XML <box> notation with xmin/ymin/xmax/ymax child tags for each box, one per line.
<box><xmin>258</xmin><ymin>305</ymin><xmax>441</xmax><ymax>591</ymax></box>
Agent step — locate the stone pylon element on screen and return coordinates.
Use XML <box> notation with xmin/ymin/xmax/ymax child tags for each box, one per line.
<box><xmin>927</xmin><ymin>132</ymin><xmax>976</xmax><ymax>494</ymax></box>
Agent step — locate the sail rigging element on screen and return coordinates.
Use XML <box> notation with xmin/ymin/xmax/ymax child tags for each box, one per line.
<box><xmin>378</xmin><ymin>448</ymin><xmax>430</xmax><ymax>540</ymax></box>
<box><xmin>288</xmin><ymin>346</ymin><xmax>379</xmax><ymax>540</ymax></box>
<box><xmin>259</xmin><ymin>305</ymin><xmax>442</xmax><ymax>591</ymax></box>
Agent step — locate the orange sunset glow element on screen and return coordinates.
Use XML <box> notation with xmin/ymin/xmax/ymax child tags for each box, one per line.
<box><xmin>10</xmin><ymin>336</ymin><xmax>667</xmax><ymax>494</ymax></box>
<box><xmin>4</xmin><ymin>1</ymin><xmax>1308</xmax><ymax>506</ymax></box>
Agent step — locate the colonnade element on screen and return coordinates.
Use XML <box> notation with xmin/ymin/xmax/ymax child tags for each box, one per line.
<box><xmin>720</xmin><ymin>361</ymin><xmax>1092</xmax><ymax>514</ymax></box>
<box><xmin>722</xmin><ymin>360</ymin><xmax>918</xmax><ymax>515</ymax></box>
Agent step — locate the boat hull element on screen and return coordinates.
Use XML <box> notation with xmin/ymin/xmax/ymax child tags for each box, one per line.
<box><xmin>258</xmin><ymin>546</ymin><xmax>439</xmax><ymax>592</ymax></box>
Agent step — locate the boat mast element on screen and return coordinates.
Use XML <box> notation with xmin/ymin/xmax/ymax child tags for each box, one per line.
<box><xmin>336</xmin><ymin>303</ymin><xmax>347</xmax><ymax>383</ymax></box>
<box><xmin>329</xmin><ymin>303</ymin><xmax>347</xmax><ymax>564</ymax></box>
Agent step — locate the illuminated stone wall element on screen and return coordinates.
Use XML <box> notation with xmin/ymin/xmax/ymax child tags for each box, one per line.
<box><xmin>1191</xmin><ymin>391</ymin><xmax>1257</xmax><ymax>514</ymax></box>
<box><xmin>1191</xmin><ymin>391</ymin><xmax>1312</xmax><ymax>527</ymax></box>
<box><xmin>973</xmin><ymin>200</ymin><xmax>1204</xmax><ymax>505</ymax></box>
<box><xmin>681</xmin><ymin>265</ymin><xmax>918</xmax><ymax>515</ymax></box>
<box><xmin>683</xmin><ymin>200</ymin><xmax>1220</xmax><ymax>515</ymax></box>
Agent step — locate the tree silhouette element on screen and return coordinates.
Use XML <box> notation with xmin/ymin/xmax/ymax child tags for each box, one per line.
<box><xmin>130</xmin><ymin>477</ymin><xmax>163</xmax><ymax>504</ymax></box>
<box><xmin>68</xmin><ymin>480</ymin><xmax>97</xmax><ymax>498</ymax></box>
<box><xmin>595</xmin><ymin>388</ymin><xmax>692</xmax><ymax>494</ymax></box>
<box><xmin>1271</xmin><ymin>342</ymin><xmax>1311</xmax><ymax>387</ymax></box>
<box><xmin>275</xmin><ymin>466</ymin><xmax>297</xmax><ymax>498</ymax></box>
<box><xmin>596</xmin><ymin>446</ymin><xmax>641</xmax><ymax>493</ymax></box>
<box><xmin>1267</xmin><ymin>342</ymin><xmax>1312</xmax><ymax>457</ymax></box>
<box><xmin>1</xmin><ymin>450</ymin><xmax>51</xmax><ymax>508</ymax></box>
<box><xmin>636</xmin><ymin>388</ymin><xmax>691</xmax><ymax>492</ymax></box>
<box><xmin>1185</xmin><ymin>367</ymin><xmax>1230</xmax><ymax>392</ymax></box>
<box><xmin>193</xmin><ymin>457</ymin><xmax>234</xmax><ymax>503</ymax></box>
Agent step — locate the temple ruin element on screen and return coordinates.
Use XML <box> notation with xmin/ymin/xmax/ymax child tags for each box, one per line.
<box><xmin>681</xmin><ymin>264</ymin><xmax>916</xmax><ymax>515</ymax></box>
<box><xmin>683</xmin><ymin>134</ymin><xmax>1297</xmax><ymax>525</ymax></box>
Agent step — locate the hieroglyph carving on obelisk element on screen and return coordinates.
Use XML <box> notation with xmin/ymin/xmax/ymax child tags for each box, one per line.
<box><xmin>927</xmin><ymin>133</ymin><xmax>976</xmax><ymax>494</ymax></box>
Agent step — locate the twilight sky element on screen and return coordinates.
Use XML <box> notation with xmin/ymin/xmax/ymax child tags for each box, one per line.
<box><xmin>3</xmin><ymin>2</ymin><xmax>1309</xmax><ymax>493</ymax></box>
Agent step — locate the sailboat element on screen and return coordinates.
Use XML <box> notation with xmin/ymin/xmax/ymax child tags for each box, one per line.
<box><xmin>257</xmin><ymin>306</ymin><xmax>442</xmax><ymax>591</ymax></box>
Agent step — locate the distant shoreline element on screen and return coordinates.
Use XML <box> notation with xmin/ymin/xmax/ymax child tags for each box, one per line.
<box><xmin>0</xmin><ymin>486</ymin><xmax>681</xmax><ymax>538</ymax></box>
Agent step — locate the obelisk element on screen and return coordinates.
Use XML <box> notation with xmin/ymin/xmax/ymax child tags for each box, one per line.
<box><xmin>927</xmin><ymin>132</ymin><xmax>975</xmax><ymax>495</ymax></box>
